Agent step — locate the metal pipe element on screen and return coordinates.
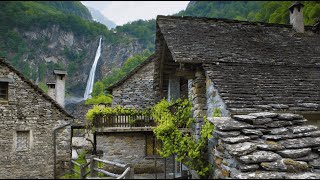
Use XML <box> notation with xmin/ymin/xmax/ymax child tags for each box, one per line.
<box><xmin>53</xmin><ymin>122</ymin><xmax>72</xmax><ymax>179</ymax></box>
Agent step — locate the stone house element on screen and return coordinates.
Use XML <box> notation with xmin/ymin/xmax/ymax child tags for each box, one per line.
<box><xmin>0</xmin><ymin>57</ymin><xmax>74</xmax><ymax>178</ymax></box>
<box><xmin>93</xmin><ymin>54</ymin><xmax>167</xmax><ymax>174</ymax></box>
<box><xmin>95</xmin><ymin>2</ymin><xmax>320</xmax><ymax>178</ymax></box>
<box><xmin>154</xmin><ymin>3</ymin><xmax>320</xmax><ymax>127</ymax></box>
<box><xmin>153</xmin><ymin>2</ymin><xmax>320</xmax><ymax>178</ymax></box>
<box><xmin>107</xmin><ymin>53</ymin><xmax>157</xmax><ymax>109</ymax></box>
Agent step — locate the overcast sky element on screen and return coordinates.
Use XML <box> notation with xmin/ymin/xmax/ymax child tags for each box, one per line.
<box><xmin>81</xmin><ymin>1</ymin><xmax>189</xmax><ymax>25</ymax></box>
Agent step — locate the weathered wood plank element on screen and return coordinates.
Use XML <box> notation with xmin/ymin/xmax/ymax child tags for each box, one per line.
<box><xmin>71</xmin><ymin>160</ymin><xmax>81</xmax><ymax>167</ymax></box>
<box><xmin>116</xmin><ymin>167</ymin><xmax>131</xmax><ymax>179</ymax></box>
<box><xmin>94</xmin><ymin>168</ymin><xmax>120</xmax><ymax>178</ymax></box>
<box><xmin>93</xmin><ymin>158</ymin><xmax>127</xmax><ymax>168</ymax></box>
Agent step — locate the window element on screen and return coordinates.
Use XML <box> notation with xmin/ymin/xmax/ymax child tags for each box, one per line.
<box><xmin>146</xmin><ymin>134</ymin><xmax>161</xmax><ymax>157</ymax></box>
<box><xmin>16</xmin><ymin>131</ymin><xmax>30</xmax><ymax>151</ymax></box>
<box><xmin>0</xmin><ymin>82</ymin><xmax>8</xmax><ymax>101</ymax></box>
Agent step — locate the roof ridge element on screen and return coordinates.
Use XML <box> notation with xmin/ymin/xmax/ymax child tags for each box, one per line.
<box><xmin>0</xmin><ymin>57</ymin><xmax>74</xmax><ymax>119</ymax></box>
<box><xmin>156</xmin><ymin>15</ymin><xmax>314</xmax><ymax>29</ymax></box>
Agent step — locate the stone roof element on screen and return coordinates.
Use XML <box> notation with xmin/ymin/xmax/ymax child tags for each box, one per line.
<box><xmin>204</xmin><ymin>62</ymin><xmax>320</xmax><ymax>113</ymax></box>
<box><xmin>106</xmin><ymin>54</ymin><xmax>157</xmax><ymax>91</ymax></box>
<box><xmin>289</xmin><ymin>1</ymin><xmax>304</xmax><ymax>12</ymax></box>
<box><xmin>156</xmin><ymin>15</ymin><xmax>320</xmax><ymax>66</ymax></box>
<box><xmin>0</xmin><ymin>57</ymin><xmax>74</xmax><ymax>119</ymax></box>
<box><xmin>156</xmin><ymin>15</ymin><xmax>320</xmax><ymax>113</ymax></box>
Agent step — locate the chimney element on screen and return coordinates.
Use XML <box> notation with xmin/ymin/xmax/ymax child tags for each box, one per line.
<box><xmin>289</xmin><ymin>1</ymin><xmax>305</xmax><ymax>33</ymax></box>
<box><xmin>53</xmin><ymin>70</ymin><xmax>67</xmax><ymax>108</ymax></box>
<box><xmin>46</xmin><ymin>82</ymin><xmax>56</xmax><ymax>100</ymax></box>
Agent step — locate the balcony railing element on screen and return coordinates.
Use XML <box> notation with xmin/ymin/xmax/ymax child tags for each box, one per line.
<box><xmin>93</xmin><ymin>114</ymin><xmax>156</xmax><ymax>128</ymax></box>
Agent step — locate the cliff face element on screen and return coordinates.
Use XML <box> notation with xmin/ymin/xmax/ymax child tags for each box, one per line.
<box><xmin>8</xmin><ymin>25</ymin><xmax>144</xmax><ymax>98</ymax></box>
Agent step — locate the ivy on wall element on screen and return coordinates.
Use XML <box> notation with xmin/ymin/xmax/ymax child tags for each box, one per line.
<box><xmin>152</xmin><ymin>98</ymin><xmax>214</xmax><ymax>178</ymax></box>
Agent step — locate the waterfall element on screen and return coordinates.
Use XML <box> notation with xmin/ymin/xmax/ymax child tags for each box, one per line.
<box><xmin>83</xmin><ymin>37</ymin><xmax>102</xmax><ymax>100</ymax></box>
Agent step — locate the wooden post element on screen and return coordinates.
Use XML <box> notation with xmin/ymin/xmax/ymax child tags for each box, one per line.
<box><xmin>128</xmin><ymin>164</ymin><xmax>135</xmax><ymax>179</ymax></box>
<box><xmin>90</xmin><ymin>155</ymin><xmax>98</xmax><ymax>177</ymax></box>
<box><xmin>70</xmin><ymin>160</ymin><xmax>74</xmax><ymax>176</ymax></box>
<box><xmin>80</xmin><ymin>164</ymin><xmax>86</xmax><ymax>179</ymax></box>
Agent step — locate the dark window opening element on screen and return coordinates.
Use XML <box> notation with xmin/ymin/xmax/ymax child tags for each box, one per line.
<box><xmin>146</xmin><ymin>134</ymin><xmax>162</xmax><ymax>157</ymax></box>
<box><xmin>0</xmin><ymin>82</ymin><xmax>8</xmax><ymax>101</ymax></box>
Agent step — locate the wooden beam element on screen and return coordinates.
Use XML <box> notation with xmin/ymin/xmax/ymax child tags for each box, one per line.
<box><xmin>175</xmin><ymin>68</ymin><xmax>196</xmax><ymax>79</ymax></box>
<box><xmin>159</xmin><ymin>41</ymin><xmax>166</xmax><ymax>98</ymax></box>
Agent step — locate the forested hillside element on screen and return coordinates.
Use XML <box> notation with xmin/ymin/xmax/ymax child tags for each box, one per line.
<box><xmin>0</xmin><ymin>1</ymin><xmax>151</xmax><ymax>97</ymax></box>
<box><xmin>179</xmin><ymin>1</ymin><xmax>320</xmax><ymax>24</ymax></box>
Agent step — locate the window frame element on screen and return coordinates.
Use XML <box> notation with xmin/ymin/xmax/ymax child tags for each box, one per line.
<box><xmin>0</xmin><ymin>82</ymin><xmax>8</xmax><ymax>102</ymax></box>
<box><xmin>16</xmin><ymin>130</ymin><xmax>30</xmax><ymax>152</ymax></box>
<box><xmin>145</xmin><ymin>133</ymin><xmax>162</xmax><ymax>158</ymax></box>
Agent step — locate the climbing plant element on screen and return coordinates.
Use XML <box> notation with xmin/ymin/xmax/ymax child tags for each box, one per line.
<box><xmin>152</xmin><ymin>98</ymin><xmax>214</xmax><ymax>178</ymax></box>
<box><xmin>84</xmin><ymin>98</ymin><xmax>215</xmax><ymax>177</ymax></box>
<box><xmin>85</xmin><ymin>105</ymin><xmax>152</xmax><ymax>132</ymax></box>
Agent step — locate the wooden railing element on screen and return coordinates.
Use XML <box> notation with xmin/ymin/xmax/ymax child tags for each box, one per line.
<box><xmin>70</xmin><ymin>160</ymin><xmax>90</xmax><ymax>179</ymax></box>
<box><xmin>90</xmin><ymin>156</ymin><xmax>134</xmax><ymax>179</ymax></box>
<box><xmin>93</xmin><ymin>114</ymin><xmax>155</xmax><ymax>128</ymax></box>
<box><xmin>69</xmin><ymin>156</ymin><xmax>134</xmax><ymax>179</ymax></box>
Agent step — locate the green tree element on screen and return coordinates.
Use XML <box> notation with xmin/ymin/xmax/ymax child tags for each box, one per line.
<box><xmin>92</xmin><ymin>81</ymin><xmax>105</xmax><ymax>97</ymax></box>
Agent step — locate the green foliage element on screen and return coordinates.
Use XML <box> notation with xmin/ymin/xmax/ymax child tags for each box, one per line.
<box><xmin>85</xmin><ymin>105</ymin><xmax>151</xmax><ymax>132</ymax></box>
<box><xmin>152</xmin><ymin>99</ymin><xmax>214</xmax><ymax>178</ymax></box>
<box><xmin>84</xmin><ymin>98</ymin><xmax>216</xmax><ymax>177</ymax></box>
<box><xmin>60</xmin><ymin>150</ymin><xmax>89</xmax><ymax>179</ymax></box>
<box><xmin>36</xmin><ymin>1</ymin><xmax>92</xmax><ymax>20</ymax></box>
<box><xmin>38</xmin><ymin>82</ymin><xmax>48</xmax><ymax>93</ymax></box>
<box><xmin>91</xmin><ymin>81</ymin><xmax>105</xmax><ymax>97</ymax></box>
<box><xmin>179</xmin><ymin>1</ymin><xmax>320</xmax><ymax>25</ymax></box>
<box><xmin>213</xmin><ymin>108</ymin><xmax>222</xmax><ymax>117</ymax></box>
<box><xmin>85</xmin><ymin>105</ymin><xmax>151</xmax><ymax>122</ymax></box>
<box><xmin>116</xmin><ymin>19</ymin><xmax>156</xmax><ymax>51</ymax></box>
<box><xmin>84</xmin><ymin>94</ymin><xmax>113</xmax><ymax>106</ymax></box>
<box><xmin>178</xmin><ymin>1</ymin><xmax>264</xmax><ymax>21</ymax></box>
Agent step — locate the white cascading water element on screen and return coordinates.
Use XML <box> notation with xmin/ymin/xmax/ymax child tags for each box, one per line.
<box><xmin>83</xmin><ymin>37</ymin><xmax>102</xmax><ymax>100</ymax></box>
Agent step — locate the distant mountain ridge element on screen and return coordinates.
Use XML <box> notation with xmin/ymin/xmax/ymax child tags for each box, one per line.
<box><xmin>87</xmin><ymin>6</ymin><xmax>117</xmax><ymax>29</ymax></box>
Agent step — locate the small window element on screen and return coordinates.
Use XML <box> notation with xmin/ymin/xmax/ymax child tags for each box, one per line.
<box><xmin>146</xmin><ymin>134</ymin><xmax>161</xmax><ymax>157</ymax></box>
<box><xmin>0</xmin><ymin>82</ymin><xmax>8</xmax><ymax>101</ymax></box>
<box><xmin>16</xmin><ymin>131</ymin><xmax>30</xmax><ymax>151</ymax></box>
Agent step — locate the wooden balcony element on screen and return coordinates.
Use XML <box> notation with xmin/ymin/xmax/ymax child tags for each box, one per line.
<box><xmin>92</xmin><ymin>114</ymin><xmax>156</xmax><ymax>132</ymax></box>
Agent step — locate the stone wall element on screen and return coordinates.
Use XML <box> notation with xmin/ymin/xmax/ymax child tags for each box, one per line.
<box><xmin>208</xmin><ymin>112</ymin><xmax>320</xmax><ymax>179</ymax></box>
<box><xmin>206</xmin><ymin>77</ymin><xmax>229</xmax><ymax>117</ymax></box>
<box><xmin>111</xmin><ymin>60</ymin><xmax>155</xmax><ymax>109</ymax></box>
<box><xmin>96</xmin><ymin>132</ymin><xmax>164</xmax><ymax>174</ymax></box>
<box><xmin>0</xmin><ymin>63</ymin><xmax>72</xmax><ymax>178</ymax></box>
<box><xmin>189</xmin><ymin>67</ymin><xmax>207</xmax><ymax>140</ymax></box>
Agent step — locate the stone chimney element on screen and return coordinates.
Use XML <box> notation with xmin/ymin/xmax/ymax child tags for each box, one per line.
<box><xmin>53</xmin><ymin>70</ymin><xmax>67</xmax><ymax>108</ymax></box>
<box><xmin>289</xmin><ymin>1</ymin><xmax>304</xmax><ymax>33</ymax></box>
<box><xmin>46</xmin><ymin>82</ymin><xmax>56</xmax><ymax>100</ymax></box>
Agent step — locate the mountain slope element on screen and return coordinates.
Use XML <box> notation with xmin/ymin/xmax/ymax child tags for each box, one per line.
<box><xmin>87</xmin><ymin>6</ymin><xmax>117</xmax><ymax>29</ymax></box>
<box><xmin>0</xmin><ymin>1</ymin><xmax>148</xmax><ymax>98</ymax></box>
<box><xmin>179</xmin><ymin>1</ymin><xmax>320</xmax><ymax>25</ymax></box>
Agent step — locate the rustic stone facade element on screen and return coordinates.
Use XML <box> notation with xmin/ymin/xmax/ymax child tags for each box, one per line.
<box><xmin>208</xmin><ymin>112</ymin><xmax>320</xmax><ymax>179</ymax></box>
<box><xmin>96</xmin><ymin>132</ymin><xmax>164</xmax><ymax>174</ymax></box>
<box><xmin>206</xmin><ymin>77</ymin><xmax>229</xmax><ymax>118</ymax></box>
<box><xmin>109</xmin><ymin>56</ymin><xmax>156</xmax><ymax>109</ymax></box>
<box><xmin>189</xmin><ymin>67</ymin><xmax>207</xmax><ymax>140</ymax></box>
<box><xmin>0</xmin><ymin>59</ymin><xmax>73</xmax><ymax>178</ymax></box>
